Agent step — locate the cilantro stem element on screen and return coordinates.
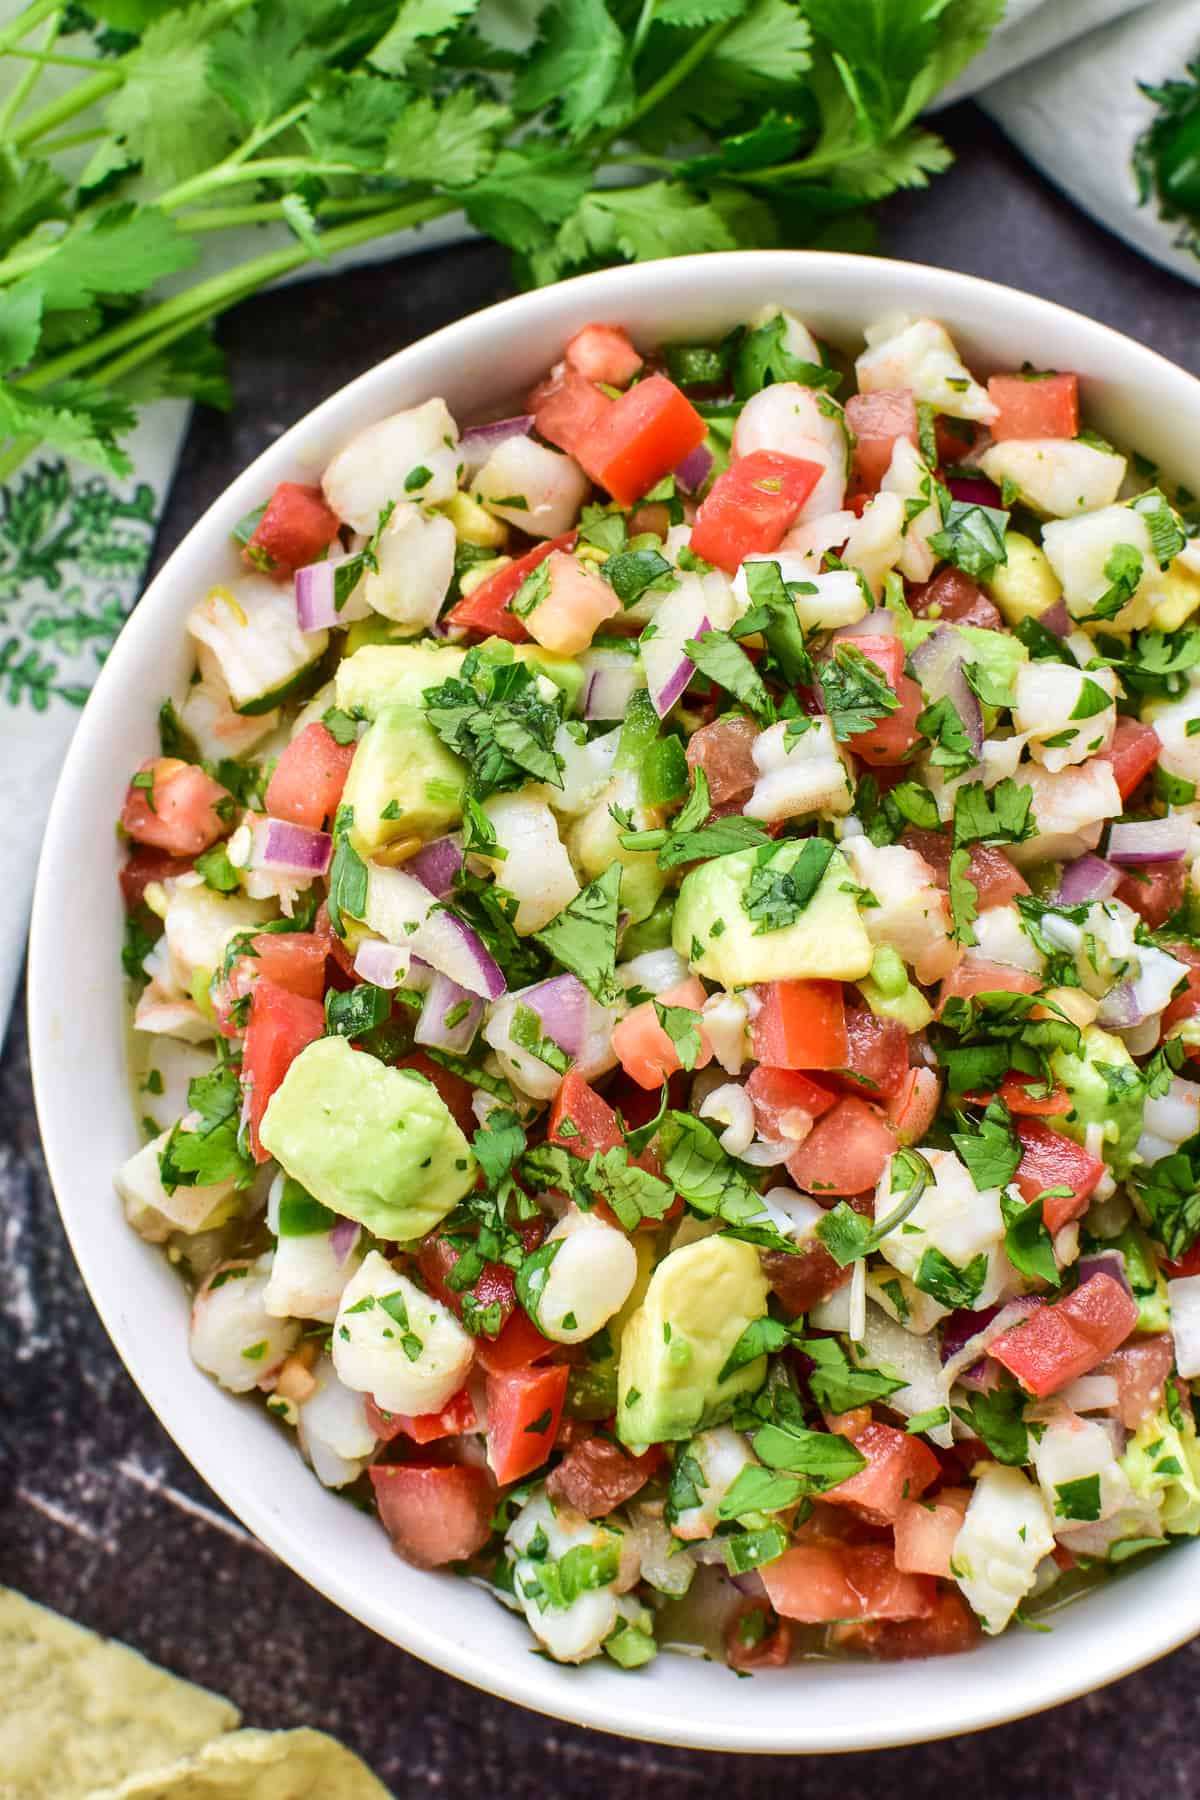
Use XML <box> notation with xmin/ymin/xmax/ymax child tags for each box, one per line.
<box><xmin>0</xmin><ymin>0</ymin><xmax>59</xmax><ymax>54</ymax></box>
<box><xmin>158</xmin><ymin>154</ymin><xmax>363</xmax><ymax>212</ymax></box>
<box><xmin>155</xmin><ymin>99</ymin><xmax>316</xmax><ymax>210</ymax></box>
<box><xmin>631</xmin><ymin>0</ymin><xmax>658</xmax><ymax>57</ymax></box>
<box><xmin>180</xmin><ymin>193</ymin><xmax>407</xmax><ymax>233</ymax></box>
<box><xmin>0</xmin><ymin>432</ymin><xmax>39</xmax><ymax>483</ymax></box>
<box><xmin>0</xmin><ymin>6</ymin><xmax>60</xmax><ymax>136</ymax></box>
<box><xmin>4</xmin><ymin>44</ymin><xmax>110</xmax><ymax>70</ymax></box>
<box><xmin>628</xmin><ymin>17</ymin><xmax>733</xmax><ymax>126</ymax></box>
<box><xmin>34</xmin><ymin>123</ymin><xmax>106</xmax><ymax>153</ymax></box>
<box><xmin>15</xmin><ymin>194</ymin><xmax>453</xmax><ymax>410</ymax></box>
<box><xmin>8</xmin><ymin>67</ymin><xmax>121</xmax><ymax>147</ymax></box>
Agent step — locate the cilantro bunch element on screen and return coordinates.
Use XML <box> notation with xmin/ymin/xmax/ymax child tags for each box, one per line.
<box><xmin>0</xmin><ymin>0</ymin><xmax>1001</xmax><ymax>479</ymax></box>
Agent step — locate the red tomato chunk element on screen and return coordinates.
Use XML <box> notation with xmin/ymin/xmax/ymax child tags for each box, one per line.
<box><xmin>246</xmin><ymin>481</ymin><xmax>340</xmax><ymax>577</ymax></box>
<box><xmin>530</xmin><ymin>365</ymin><xmax>610</xmax><ymax>459</ymax></box>
<box><xmin>762</xmin><ymin>1542</ymin><xmax>935</xmax><ymax>1624</ymax></box>
<box><xmin>750</xmin><ymin>980</ymin><xmax>847</xmax><ymax>1071</ymax></box>
<box><xmin>241</xmin><ymin>979</ymin><xmax>325</xmax><ymax>1161</ymax></box>
<box><xmin>987</xmin><ymin>372</ymin><xmax>1079</xmax><ymax>442</ymax></box>
<box><xmin>785</xmin><ymin>1096</ymin><xmax>898</xmax><ymax>1197</ymax></box>
<box><xmin>844</xmin><ymin>389</ymin><xmax>917</xmax><ymax>495</ymax></box>
<box><xmin>546</xmin><ymin>1436</ymin><xmax>660</xmax><ymax>1518</ymax></box>
<box><xmin>831</xmin><ymin>1588</ymin><xmax>980</xmax><ymax>1659</ymax></box>
<box><xmin>447</xmin><ymin>532</ymin><xmax>577</xmax><ymax>641</ymax></box>
<box><xmin>690</xmin><ymin>450</ymin><xmax>822</xmax><ymax>573</ymax></box>
<box><xmin>576</xmin><ymin>374</ymin><xmax>705</xmax><ymax>509</ymax></box>
<box><xmin>1012</xmin><ymin>1118</ymin><xmax>1105</xmax><ymax>1232</ymax></box>
<box><xmin>370</xmin><ymin>1463</ymin><xmax>495</xmax><ymax>1568</ymax></box>
<box><xmin>486</xmin><ymin>1363</ymin><xmax>569</xmax><ymax>1485</ymax></box>
<box><xmin>822</xmin><ymin>1421</ymin><xmax>940</xmax><ymax>1526</ymax></box>
<box><xmin>988</xmin><ymin>1272</ymin><xmax>1138</xmax><ymax>1396</ymax></box>
<box><xmin>265</xmin><ymin>722</ymin><xmax>354</xmax><ymax>830</ymax></box>
<box><xmin>1101</xmin><ymin>716</ymin><xmax>1161</xmax><ymax>801</ymax></box>
<box><xmin>366</xmin><ymin>1386</ymin><xmax>478</xmax><ymax>1446</ymax></box>
<box><xmin>121</xmin><ymin>758</ymin><xmax>231</xmax><ymax>857</ymax></box>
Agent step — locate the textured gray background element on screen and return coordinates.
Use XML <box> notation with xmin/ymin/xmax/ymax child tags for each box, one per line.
<box><xmin>4</xmin><ymin>107</ymin><xmax>1200</xmax><ymax>1796</ymax></box>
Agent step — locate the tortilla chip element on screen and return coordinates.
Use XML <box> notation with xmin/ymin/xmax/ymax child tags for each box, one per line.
<box><xmin>92</xmin><ymin>1729</ymin><xmax>393</xmax><ymax>1799</ymax></box>
<box><xmin>0</xmin><ymin>1590</ymin><xmax>239</xmax><ymax>1800</ymax></box>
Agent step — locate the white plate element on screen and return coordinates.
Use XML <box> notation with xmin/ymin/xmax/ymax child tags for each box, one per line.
<box><xmin>28</xmin><ymin>251</ymin><xmax>1200</xmax><ymax>1752</ymax></box>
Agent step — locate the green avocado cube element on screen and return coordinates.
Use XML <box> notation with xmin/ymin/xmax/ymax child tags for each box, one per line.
<box><xmin>672</xmin><ymin>842</ymin><xmax>872</xmax><ymax>987</ymax></box>
<box><xmin>335</xmin><ymin>642</ymin><xmax>467</xmax><ymax>717</ymax></box>
<box><xmin>616</xmin><ymin>1236</ymin><xmax>769</xmax><ymax>1447</ymax></box>
<box><xmin>340</xmin><ymin>702</ymin><xmax>466</xmax><ymax>852</ymax></box>
<box><xmin>259</xmin><ymin>1036</ymin><xmax>476</xmax><ymax>1238</ymax></box>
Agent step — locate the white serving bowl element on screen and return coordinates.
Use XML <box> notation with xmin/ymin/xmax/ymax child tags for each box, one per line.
<box><xmin>28</xmin><ymin>252</ymin><xmax>1200</xmax><ymax>1752</ymax></box>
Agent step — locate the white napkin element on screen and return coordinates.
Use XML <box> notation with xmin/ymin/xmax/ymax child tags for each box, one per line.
<box><xmin>1</xmin><ymin>0</ymin><xmax>1196</xmax><ymax>1029</ymax></box>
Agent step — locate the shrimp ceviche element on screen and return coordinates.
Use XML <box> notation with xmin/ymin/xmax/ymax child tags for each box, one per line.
<box><xmin>117</xmin><ymin>305</ymin><xmax>1200</xmax><ymax>1673</ymax></box>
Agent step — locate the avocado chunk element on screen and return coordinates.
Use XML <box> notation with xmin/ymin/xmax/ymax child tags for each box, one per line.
<box><xmin>568</xmin><ymin>769</ymin><xmax>667</xmax><ymax>926</ymax></box>
<box><xmin>260</xmin><ymin>1036</ymin><xmax>476</xmax><ymax>1238</ymax></box>
<box><xmin>616</xmin><ymin>1236</ymin><xmax>769</xmax><ymax>1447</ymax></box>
<box><xmin>340</xmin><ymin>702</ymin><xmax>466</xmax><ymax>852</ymax></box>
<box><xmin>1050</xmin><ymin>1023</ymin><xmax>1145</xmax><ymax>1179</ymax></box>
<box><xmin>673</xmin><ymin>842</ymin><xmax>872</xmax><ymax>987</ymax></box>
<box><xmin>335</xmin><ymin>642</ymin><xmax>467</xmax><ymax>717</ymax></box>
<box><xmin>985</xmin><ymin>530</ymin><xmax>1062</xmax><ymax>626</ymax></box>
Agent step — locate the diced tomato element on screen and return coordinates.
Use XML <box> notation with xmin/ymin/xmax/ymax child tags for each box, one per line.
<box><xmin>485</xmin><ymin>1363</ymin><xmax>569</xmax><ymax>1485</ymax></box>
<box><xmin>750</xmin><ymin>980</ymin><xmax>847</xmax><ymax>1071</ymax></box>
<box><xmin>394</xmin><ymin>1050</ymin><xmax>477</xmax><ymax>1139</ymax></box>
<box><xmin>548</xmin><ymin>1070</ymin><xmax>623</xmax><ymax>1156</ymax></box>
<box><xmin>685</xmin><ymin>714</ymin><xmax>760</xmax><ymax>815</ymax></box>
<box><xmin>1012</xmin><ymin>1118</ymin><xmax>1105</xmax><ymax>1232</ymax></box>
<box><xmin>417</xmin><ymin>1223</ymin><xmax>546</xmax><ymax>1336</ymax></box>
<box><xmin>937</xmin><ymin>958</ymin><xmax>1040</xmax><ymax>1013</ymax></box>
<box><xmin>844</xmin><ymin>390</ymin><xmax>917</xmax><ymax>495</ymax></box>
<box><xmin>1115</xmin><ymin>860</ymin><xmax>1187</xmax><ymax>930</ymax></box>
<box><xmin>997</xmin><ymin>1072</ymin><xmax>1071</xmax><ymax>1117</ymax></box>
<box><xmin>839</xmin><ymin>1006</ymin><xmax>909</xmax><ymax>1102</ymax></box>
<box><xmin>245</xmin><ymin>481</ymin><xmax>340</xmax><ymax>577</ymax></box>
<box><xmin>565</xmin><ymin>323</ymin><xmax>643</xmax><ymax>388</ymax></box>
<box><xmin>1160</xmin><ymin>942</ymin><xmax>1200</xmax><ymax>1036</ymax></box>
<box><xmin>762</xmin><ymin>1242</ymin><xmax>850</xmax><ymax>1317</ymax></box>
<box><xmin>119</xmin><ymin>846</ymin><xmax>194</xmax><ymax>910</ymax></box>
<box><xmin>264</xmin><ymin>722</ymin><xmax>354</xmax><ymax>830</ymax></box>
<box><xmin>901</xmin><ymin>828</ymin><xmax>1029</xmax><ymax>909</ymax></box>
<box><xmin>725</xmin><ymin>1599</ymin><xmax>793</xmax><ymax>1671</ymax></box>
<box><xmin>988</xmin><ymin>1272</ymin><xmax>1138</xmax><ymax>1396</ymax></box>
<box><xmin>370</xmin><ymin>1463</ymin><xmax>495</xmax><ymax>1568</ymax></box>
<box><xmin>611</xmin><ymin>975</ymin><xmax>712</xmax><ymax>1090</ymax></box>
<box><xmin>987</xmin><ymin>372</ymin><xmax>1079</xmax><ymax>442</ymax></box>
<box><xmin>786</xmin><ymin>1095</ymin><xmax>898</xmax><ymax>1198</ymax></box>
<box><xmin>249</xmin><ymin>931</ymin><xmax>328</xmax><ymax>1002</ymax></box>
<box><xmin>1165</xmin><ymin>1242</ymin><xmax>1200</xmax><ymax>1280</ymax></box>
<box><xmin>576</xmin><ymin>373</ymin><xmax>705</xmax><ymax>509</ymax></box>
<box><xmin>241</xmin><ymin>980</ymin><xmax>325</xmax><ymax>1160</ymax></box>
<box><xmin>745</xmin><ymin>1066</ymin><xmax>839</xmax><ymax>1141</ymax></box>
<box><xmin>530</xmin><ymin>364</ymin><xmax>611</xmax><ymax>458</ymax></box>
<box><xmin>121</xmin><ymin>758</ymin><xmax>231</xmax><ymax>857</ymax></box>
<box><xmin>822</xmin><ymin>1421</ymin><xmax>940</xmax><ymax>1526</ymax></box>
<box><xmin>689</xmin><ymin>449</ymin><xmax>823</xmax><ymax>573</ymax></box>
<box><xmin>475</xmin><ymin>1309</ymin><xmax>558</xmax><ymax>1375</ymax></box>
<box><xmin>908</xmin><ymin>566</ymin><xmax>1002</xmax><ymax>630</ymax></box>
<box><xmin>1094</xmin><ymin>1334</ymin><xmax>1176</xmax><ymax>1428</ymax></box>
<box><xmin>827</xmin><ymin>636</ymin><xmax>920</xmax><ymax>766</ymax></box>
<box><xmin>546</xmin><ymin>1436</ymin><xmax>661</xmax><ymax>1518</ymax></box>
<box><xmin>1099</xmin><ymin>715</ymin><xmax>1161</xmax><ymax>801</ymax></box>
<box><xmin>842</xmin><ymin>633</ymin><xmax>904</xmax><ymax>690</ymax></box>
<box><xmin>886</xmin><ymin>1067</ymin><xmax>942</xmax><ymax>1145</ymax></box>
<box><xmin>366</xmin><ymin>1386</ymin><xmax>478</xmax><ymax>1446</ymax></box>
<box><xmin>446</xmin><ymin>531</ymin><xmax>577</xmax><ymax>642</ymax></box>
<box><xmin>762</xmin><ymin>1542</ymin><xmax>935</xmax><ymax>1624</ymax></box>
<box><xmin>892</xmin><ymin>1488</ymin><xmax>970</xmax><ymax>1576</ymax></box>
<box><xmin>831</xmin><ymin>1588</ymin><xmax>980</xmax><ymax>1659</ymax></box>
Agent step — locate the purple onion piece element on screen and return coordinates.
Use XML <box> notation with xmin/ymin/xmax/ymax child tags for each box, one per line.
<box><xmin>675</xmin><ymin>443</ymin><xmax>714</xmax><ymax>494</ymax></box>
<box><xmin>416</xmin><ymin>906</ymin><xmax>505</xmax><ymax>1000</ymax></box>
<box><xmin>585</xmin><ymin>660</ymin><xmax>644</xmax><ymax>721</ymax></box>
<box><xmin>1106</xmin><ymin>818</ymin><xmax>1190</xmax><ymax>865</ymax></box>
<box><xmin>415</xmin><ymin>969</ymin><xmax>484</xmax><ymax>1054</ymax></box>
<box><xmin>956</xmin><ymin>1357</ymin><xmax>1003</xmax><ymax>1394</ymax></box>
<box><xmin>652</xmin><ymin>613</ymin><xmax>710</xmax><ymax>719</ymax></box>
<box><xmin>1097</xmin><ymin>980</ymin><xmax>1145</xmax><ymax>1031</ymax></box>
<box><xmin>523</xmin><ymin>973</ymin><xmax>589</xmax><ymax>1057</ymax></box>
<box><xmin>259</xmin><ymin>818</ymin><xmax>332</xmax><ymax>877</ymax></box>
<box><xmin>940</xmin><ymin>1302</ymin><xmax>1003</xmax><ymax>1365</ymax></box>
<box><xmin>1056</xmin><ymin>852</ymin><xmax>1121</xmax><ymax>906</ymax></box>
<box><xmin>947</xmin><ymin>473</ymin><xmax>1003</xmax><ymax>510</ymax></box>
<box><xmin>1078</xmin><ymin>1251</ymin><xmax>1132</xmax><ymax>1297</ymax></box>
<box><xmin>330</xmin><ymin>1217</ymin><xmax>360</xmax><ymax>1266</ymax></box>
<box><xmin>295</xmin><ymin>555</ymin><xmax>357</xmax><ymax>633</ymax></box>
<box><xmin>459</xmin><ymin>415</ymin><xmax>534</xmax><ymax>481</ymax></box>
<box><xmin>909</xmin><ymin>626</ymin><xmax>983</xmax><ymax>758</ymax></box>
<box><xmin>353</xmin><ymin>939</ymin><xmax>408</xmax><ymax>989</ymax></box>
<box><xmin>409</xmin><ymin>833</ymin><xmax>464</xmax><ymax>898</ymax></box>
<box><xmin>1039</xmin><ymin>599</ymin><xmax>1072</xmax><ymax>638</ymax></box>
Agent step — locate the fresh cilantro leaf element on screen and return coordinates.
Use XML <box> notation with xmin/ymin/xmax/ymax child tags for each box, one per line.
<box><xmin>1133</xmin><ymin>1139</ymin><xmax>1200</xmax><ymax>1260</ymax></box>
<box><xmin>717</xmin><ymin>1465</ymin><xmax>807</xmax><ymax>1519</ymax></box>
<box><xmin>385</xmin><ymin>88</ymin><xmax>507</xmax><ymax>187</ymax></box>
<box><xmin>733</xmin><ymin>557</ymin><xmax>816</xmax><ymax>686</ymax></box>
<box><xmin>1054</xmin><ymin>1474</ymin><xmax>1102</xmax><ymax>1521</ymax></box>
<box><xmin>953</xmin><ymin>1384</ymin><xmax>1030</xmax><ymax>1465</ymax></box>
<box><xmin>952</xmin><ymin>778</ymin><xmax>1035</xmax><ymax>847</ymax></box>
<box><xmin>742</xmin><ymin>837</ymin><xmax>834</xmax><ymax>934</ymax></box>
<box><xmin>948</xmin><ymin>846</ymin><xmax>979</xmax><ymax>946</ymax></box>
<box><xmin>1084</xmin><ymin>542</ymin><xmax>1144</xmax><ymax>622</ymax></box>
<box><xmin>717</xmin><ymin>1315</ymin><xmax>793</xmax><ymax>1381</ymax></box>
<box><xmin>159</xmin><ymin>1063</ymin><xmax>254</xmax><ymax>1194</ymax></box>
<box><xmin>472</xmin><ymin>1108</ymin><xmax>526</xmax><ymax>1189</ymax></box>
<box><xmin>815</xmin><ymin>1149</ymin><xmax>933</xmax><ymax>1265</ymax></box>
<box><xmin>513</xmin><ymin>0</ymin><xmax>629</xmax><ymax>142</ymax></box>
<box><xmin>685</xmin><ymin>628</ymin><xmax>772</xmax><ymax>722</ymax></box>
<box><xmin>918</xmin><ymin>696</ymin><xmax>977</xmax><ymax>778</ymax></box>
<box><xmin>324</xmin><ymin>983</ymin><xmax>391</xmax><ymax>1040</ymax></box>
<box><xmin>532</xmin><ymin>861</ymin><xmax>621</xmax><ymax>1005</ymax></box>
<box><xmin>913</xmin><ymin>1246</ymin><xmax>989</xmax><ymax>1309</ymax></box>
<box><xmin>800</xmin><ymin>1337</ymin><xmax>906</xmax><ymax>1413</ymax></box>
<box><xmin>654</xmin><ymin>1001</ymin><xmax>704</xmax><ymax>1071</ymax></box>
<box><xmin>818</xmin><ymin>643</ymin><xmax>898</xmax><ymax>741</ymax></box>
<box><xmin>370</xmin><ymin>0</ymin><xmax>484</xmax><ymax>74</ymax></box>
<box><xmin>951</xmin><ymin>1099</ymin><xmax>1021</xmax><ymax>1190</ymax></box>
<box><xmin>1001</xmin><ymin>1191</ymin><xmax>1059</xmax><ymax>1286</ymax></box>
<box><xmin>928</xmin><ymin>500</ymin><xmax>1009</xmax><ymax>580</ymax></box>
<box><xmin>750</xmin><ymin>1420</ymin><xmax>867</xmax><ymax>1492</ymax></box>
<box><xmin>657</xmin><ymin>1113</ymin><xmax>794</xmax><ymax>1252</ymax></box>
<box><xmin>602</xmin><ymin>546</ymin><xmax>677</xmax><ymax>607</ymax></box>
<box><xmin>424</xmin><ymin>656</ymin><xmax>564</xmax><ymax>798</ymax></box>
<box><xmin>733</xmin><ymin>313</ymin><xmax>839</xmax><ymax>400</ymax></box>
<box><xmin>326</xmin><ymin>805</ymin><xmax>368</xmax><ymax>937</ymax></box>
<box><xmin>1129</xmin><ymin>488</ymin><xmax>1186</xmax><ymax>568</ymax></box>
<box><xmin>511</xmin><ymin>1002</ymin><xmax>570</xmax><ymax>1074</ymax></box>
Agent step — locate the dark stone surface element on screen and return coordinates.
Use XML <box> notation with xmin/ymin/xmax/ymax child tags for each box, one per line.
<box><xmin>4</xmin><ymin>106</ymin><xmax>1200</xmax><ymax>1795</ymax></box>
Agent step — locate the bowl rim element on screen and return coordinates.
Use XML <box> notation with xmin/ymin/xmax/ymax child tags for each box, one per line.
<box><xmin>28</xmin><ymin>248</ymin><xmax>1200</xmax><ymax>1754</ymax></box>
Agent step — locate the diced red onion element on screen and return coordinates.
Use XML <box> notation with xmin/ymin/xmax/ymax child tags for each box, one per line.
<box><xmin>295</xmin><ymin>556</ymin><xmax>358</xmax><ymax>632</ymax></box>
<box><xmin>584</xmin><ymin>654</ymin><xmax>644</xmax><ymax>721</ymax></box>
<box><xmin>409</xmin><ymin>834</ymin><xmax>464</xmax><ymax>898</ymax></box>
<box><xmin>416</xmin><ymin>907</ymin><xmax>505</xmax><ymax>1000</ymax></box>
<box><xmin>941</xmin><ymin>1297</ymin><xmax>1044</xmax><ymax>1389</ymax></box>
<box><xmin>729</xmin><ymin>1570</ymin><xmax>767</xmax><ymax>1597</ymax></box>
<box><xmin>1056</xmin><ymin>853</ymin><xmax>1121</xmax><ymax>905</ymax></box>
<box><xmin>415</xmin><ymin>969</ymin><xmax>484</xmax><ymax>1054</ymax></box>
<box><xmin>653</xmin><ymin>613</ymin><xmax>709</xmax><ymax>719</ymax></box>
<box><xmin>460</xmin><ymin>415</ymin><xmax>533</xmax><ymax>481</ymax></box>
<box><xmin>947</xmin><ymin>474</ymin><xmax>1002</xmax><ymax>510</ymax></box>
<box><xmin>1039</xmin><ymin>599</ymin><xmax>1072</xmax><ymax>638</ymax></box>
<box><xmin>353</xmin><ymin>938</ymin><xmax>409</xmax><ymax>989</ymax></box>
<box><xmin>675</xmin><ymin>443</ymin><xmax>713</xmax><ymax>493</ymax></box>
<box><xmin>1077</xmin><ymin>1251</ymin><xmax>1132</xmax><ymax>1297</ymax></box>
<box><xmin>257</xmin><ymin>817</ymin><xmax>332</xmax><ymax>877</ymax></box>
<box><xmin>522</xmin><ymin>973</ymin><xmax>589</xmax><ymax>1057</ymax></box>
<box><xmin>1097</xmin><ymin>980</ymin><xmax>1144</xmax><ymax>1031</ymax></box>
<box><xmin>1106</xmin><ymin>818</ymin><xmax>1191</xmax><ymax>865</ymax></box>
<box><xmin>330</xmin><ymin>1217</ymin><xmax>360</xmax><ymax>1265</ymax></box>
<box><xmin>832</xmin><ymin>607</ymin><xmax>899</xmax><ymax>641</ymax></box>
<box><xmin>910</xmin><ymin>626</ymin><xmax>983</xmax><ymax>758</ymax></box>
